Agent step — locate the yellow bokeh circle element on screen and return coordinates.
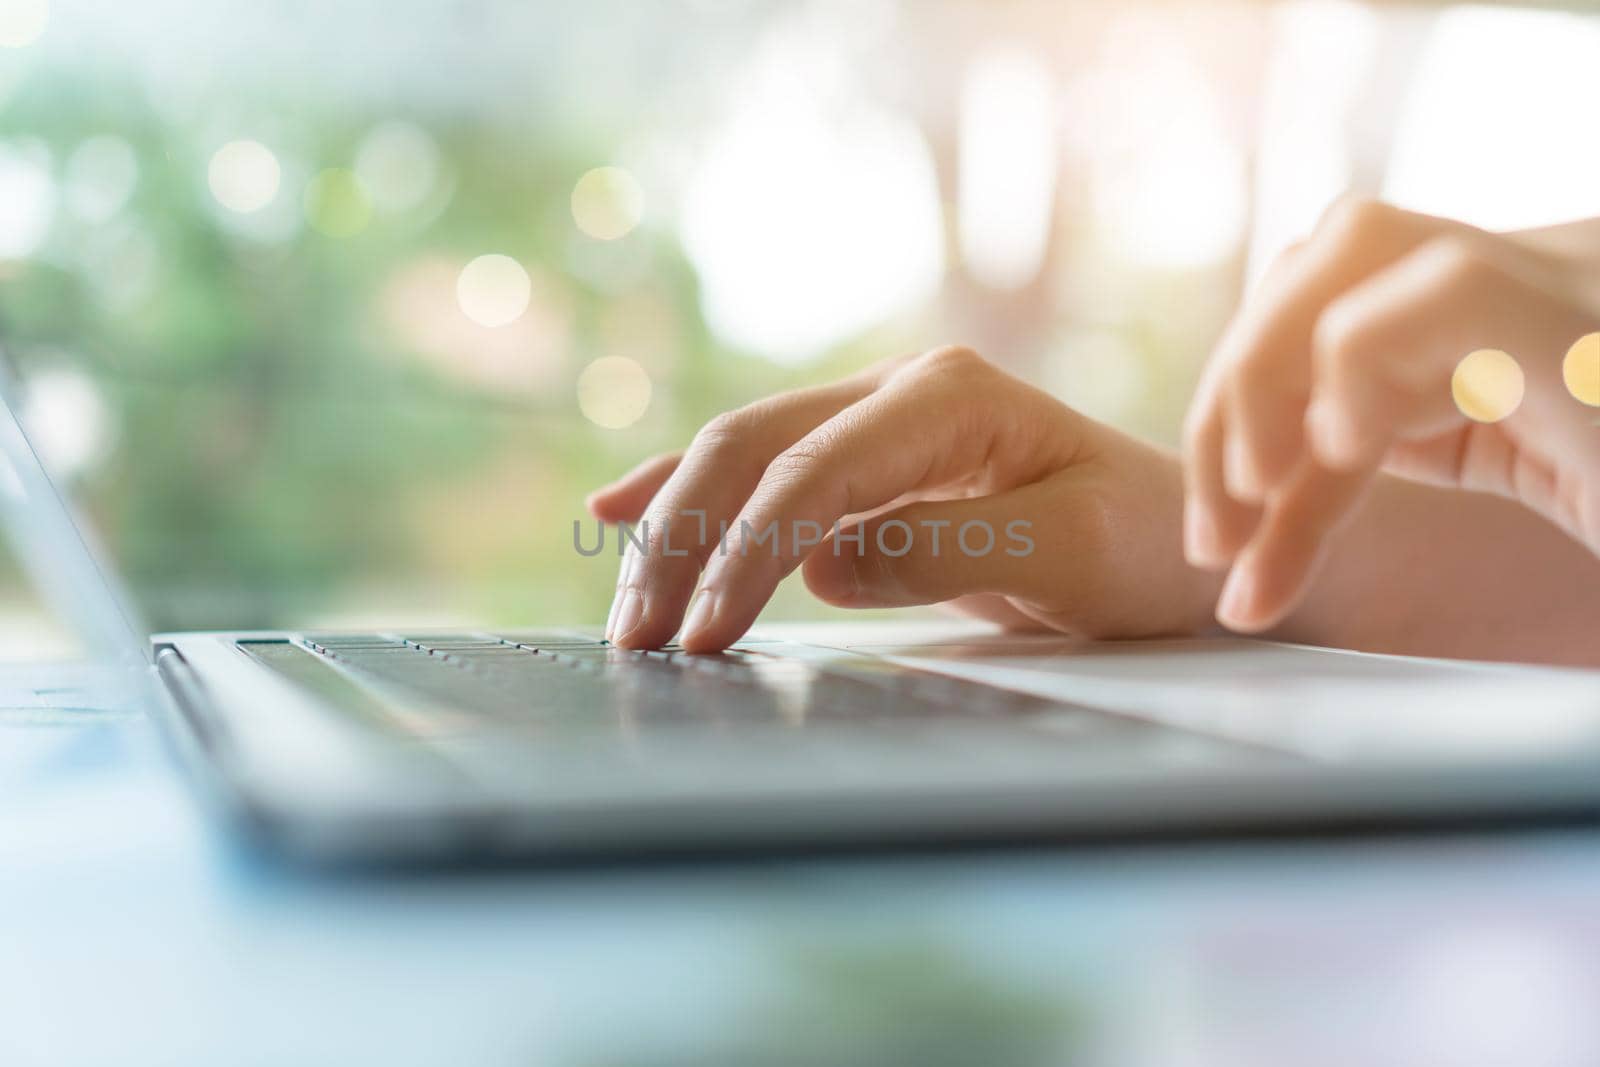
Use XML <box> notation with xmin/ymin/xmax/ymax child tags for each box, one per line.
<box><xmin>571</xmin><ymin>167</ymin><xmax>644</xmax><ymax>241</ymax></box>
<box><xmin>577</xmin><ymin>356</ymin><xmax>652</xmax><ymax>429</ymax></box>
<box><xmin>1451</xmin><ymin>349</ymin><xmax>1524</xmax><ymax>424</ymax></box>
<box><xmin>1564</xmin><ymin>333</ymin><xmax>1600</xmax><ymax>407</ymax></box>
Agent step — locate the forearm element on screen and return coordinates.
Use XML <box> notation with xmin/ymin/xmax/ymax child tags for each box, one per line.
<box><xmin>1270</xmin><ymin>476</ymin><xmax>1600</xmax><ymax>667</ymax></box>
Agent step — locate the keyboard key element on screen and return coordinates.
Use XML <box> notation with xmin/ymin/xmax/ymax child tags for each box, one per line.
<box><xmin>493</xmin><ymin>630</ymin><xmax>606</xmax><ymax>649</ymax></box>
<box><xmin>259</xmin><ymin>635</ymin><xmax>1178</xmax><ymax>767</ymax></box>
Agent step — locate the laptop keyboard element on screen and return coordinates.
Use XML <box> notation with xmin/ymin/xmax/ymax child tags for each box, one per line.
<box><xmin>232</xmin><ymin>632</ymin><xmax>1270</xmax><ymax>795</ymax></box>
<box><xmin>292</xmin><ymin>632</ymin><xmax>1076</xmax><ymax>731</ymax></box>
<box><xmin>236</xmin><ymin>631</ymin><xmax>1208</xmax><ymax>747</ymax></box>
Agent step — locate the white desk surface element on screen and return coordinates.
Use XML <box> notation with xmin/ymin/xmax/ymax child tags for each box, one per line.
<box><xmin>6</xmin><ymin>624</ymin><xmax>1600</xmax><ymax>1067</ymax></box>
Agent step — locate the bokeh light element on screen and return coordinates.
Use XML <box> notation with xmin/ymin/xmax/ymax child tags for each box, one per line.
<box><xmin>207</xmin><ymin>140</ymin><xmax>281</xmax><ymax>214</ymax></box>
<box><xmin>576</xmin><ymin>356</ymin><xmax>652</xmax><ymax>429</ymax></box>
<box><xmin>1452</xmin><ymin>349</ymin><xmax>1524</xmax><ymax>423</ymax></box>
<box><xmin>1385</xmin><ymin>6</ymin><xmax>1600</xmax><ymax>230</ymax></box>
<box><xmin>21</xmin><ymin>366</ymin><xmax>113</xmax><ymax>477</ymax></box>
<box><xmin>356</xmin><ymin>121</ymin><xmax>440</xmax><ymax>215</ymax></box>
<box><xmin>682</xmin><ymin>49</ymin><xmax>944</xmax><ymax>362</ymax></box>
<box><xmin>6</xmin><ymin>0</ymin><xmax>1525</xmax><ymax>638</ymax></box>
<box><xmin>0</xmin><ymin>141</ymin><xmax>56</xmax><ymax>258</ymax></box>
<box><xmin>456</xmin><ymin>254</ymin><xmax>531</xmax><ymax>327</ymax></box>
<box><xmin>384</xmin><ymin>256</ymin><xmax>571</xmax><ymax>394</ymax></box>
<box><xmin>304</xmin><ymin>168</ymin><xmax>373</xmax><ymax>237</ymax></box>
<box><xmin>570</xmin><ymin>166</ymin><xmax>644</xmax><ymax>241</ymax></box>
<box><xmin>0</xmin><ymin>0</ymin><xmax>49</xmax><ymax>49</ymax></box>
<box><xmin>64</xmin><ymin>136</ymin><xmax>138</xmax><ymax>223</ymax></box>
<box><xmin>1564</xmin><ymin>333</ymin><xmax>1600</xmax><ymax>407</ymax></box>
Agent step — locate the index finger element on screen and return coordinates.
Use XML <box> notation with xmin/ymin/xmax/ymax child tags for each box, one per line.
<box><xmin>680</xmin><ymin>349</ymin><xmax>1079</xmax><ymax>651</ymax></box>
<box><xmin>606</xmin><ymin>371</ymin><xmax>885</xmax><ymax>649</ymax></box>
<box><xmin>1213</xmin><ymin>200</ymin><xmax>1455</xmax><ymax>501</ymax></box>
<box><xmin>1218</xmin><ymin>236</ymin><xmax>1588</xmax><ymax>631</ymax></box>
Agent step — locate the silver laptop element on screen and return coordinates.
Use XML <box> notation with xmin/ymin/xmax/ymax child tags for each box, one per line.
<box><xmin>5</xmin><ymin>366</ymin><xmax>1600</xmax><ymax>864</ymax></box>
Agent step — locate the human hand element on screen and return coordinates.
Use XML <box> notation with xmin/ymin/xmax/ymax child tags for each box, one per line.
<box><xmin>1183</xmin><ymin>198</ymin><xmax>1600</xmax><ymax>634</ymax></box>
<box><xmin>588</xmin><ymin>346</ymin><xmax>1217</xmax><ymax>651</ymax></box>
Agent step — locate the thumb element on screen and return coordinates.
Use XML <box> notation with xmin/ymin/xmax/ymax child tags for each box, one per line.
<box><xmin>801</xmin><ymin>486</ymin><xmax>1053</xmax><ymax>609</ymax></box>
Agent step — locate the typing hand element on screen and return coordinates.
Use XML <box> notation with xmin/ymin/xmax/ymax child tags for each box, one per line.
<box><xmin>588</xmin><ymin>346</ymin><xmax>1215</xmax><ymax>651</ymax></box>
<box><xmin>1183</xmin><ymin>198</ymin><xmax>1600</xmax><ymax>634</ymax></box>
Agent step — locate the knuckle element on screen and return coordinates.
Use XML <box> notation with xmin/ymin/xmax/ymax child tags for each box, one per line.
<box><xmin>918</xmin><ymin>344</ymin><xmax>988</xmax><ymax>376</ymax></box>
<box><xmin>765</xmin><ymin>435</ymin><xmax>829</xmax><ymax>487</ymax></box>
<box><xmin>899</xmin><ymin>346</ymin><xmax>1009</xmax><ymax>415</ymax></box>
<box><xmin>691</xmin><ymin>408</ymin><xmax>756</xmax><ymax>456</ymax></box>
<box><xmin>1315</xmin><ymin>195</ymin><xmax>1399</xmax><ymax>250</ymax></box>
<box><xmin>1313</xmin><ymin>301</ymin><xmax>1429</xmax><ymax>407</ymax></box>
<box><xmin>1416</xmin><ymin>234</ymin><xmax>1493</xmax><ymax>290</ymax></box>
<box><xmin>1311</xmin><ymin>299</ymin><xmax>1373</xmax><ymax>376</ymax></box>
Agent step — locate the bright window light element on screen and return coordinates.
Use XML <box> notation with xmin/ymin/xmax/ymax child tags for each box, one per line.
<box><xmin>0</xmin><ymin>0</ymin><xmax>48</xmax><ymax>49</ymax></box>
<box><xmin>958</xmin><ymin>46</ymin><xmax>1057</xmax><ymax>292</ymax></box>
<box><xmin>682</xmin><ymin>36</ymin><xmax>944</xmax><ymax>364</ymax></box>
<box><xmin>22</xmin><ymin>368</ymin><xmax>112</xmax><ymax>477</ymax></box>
<box><xmin>0</xmin><ymin>142</ymin><xmax>56</xmax><ymax>259</ymax></box>
<box><xmin>1074</xmin><ymin>18</ymin><xmax>1247</xmax><ymax>270</ymax></box>
<box><xmin>1248</xmin><ymin>0</ymin><xmax>1378</xmax><ymax>287</ymax></box>
<box><xmin>1384</xmin><ymin>5</ymin><xmax>1600</xmax><ymax>231</ymax></box>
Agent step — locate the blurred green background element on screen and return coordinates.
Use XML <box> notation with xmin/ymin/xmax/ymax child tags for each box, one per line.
<box><xmin>0</xmin><ymin>0</ymin><xmax>1594</xmax><ymax>648</ymax></box>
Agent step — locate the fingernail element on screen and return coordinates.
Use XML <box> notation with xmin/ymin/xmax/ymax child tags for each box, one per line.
<box><xmin>605</xmin><ymin>555</ymin><xmax>637</xmax><ymax>640</ymax></box>
<box><xmin>1216</xmin><ymin>565</ymin><xmax>1256</xmax><ymax>630</ymax></box>
<box><xmin>604</xmin><ymin>587</ymin><xmax>624</xmax><ymax>641</ymax></box>
<box><xmin>681</xmin><ymin>589</ymin><xmax>718</xmax><ymax>644</ymax></box>
<box><xmin>604</xmin><ymin>593</ymin><xmax>623</xmax><ymax>640</ymax></box>
<box><xmin>611</xmin><ymin>589</ymin><xmax>645</xmax><ymax>644</ymax></box>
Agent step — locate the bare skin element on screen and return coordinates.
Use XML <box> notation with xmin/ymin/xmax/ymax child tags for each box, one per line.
<box><xmin>1182</xmin><ymin>198</ymin><xmax>1600</xmax><ymax>633</ymax></box>
<box><xmin>589</xmin><ymin>201</ymin><xmax>1600</xmax><ymax>667</ymax></box>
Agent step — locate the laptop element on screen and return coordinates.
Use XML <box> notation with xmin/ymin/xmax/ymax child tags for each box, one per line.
<box><xmin>6</xmin><ymin>366</ymin><xmax>1600</xmax><ymax>864</ymax></box>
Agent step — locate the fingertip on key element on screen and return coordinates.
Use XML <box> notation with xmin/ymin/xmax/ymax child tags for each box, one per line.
<box><xmin>609</xmin><ymin>588</ymin><xmax>645</xmax><ymax>646</ymax></box>
<box><xmin>680</xmin><ymin>589</ymin><xmax>717</xmax><ymax>644</ymax></box>
<box><xmin>682</xmin><ymin>594</ymin><xmax>745</xmax><ymax>654</ymax></box>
